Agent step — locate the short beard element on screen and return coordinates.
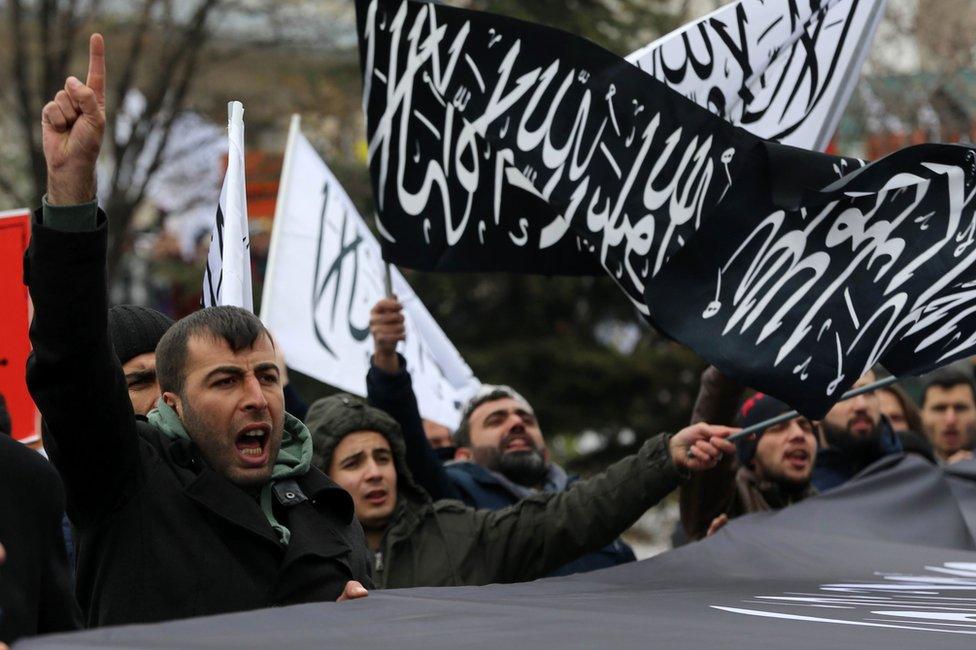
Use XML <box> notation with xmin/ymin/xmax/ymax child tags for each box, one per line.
<box><xmin>822</xmin><ymin>420</ymin><xmax>880</xmax><ymax>465</ymax></box>
<box><xmin>757</xmin><ymin>465</ymin><xmax>812</xmax><ymax>494</ymax></box>
<box><xmin>470</xmin><ymin>445</ymin><xmax>549</xmax><ymax>488</ymax></box>
<box><xmin>496</xmin><ymin>449</ymin><xmax>548</xmax><ymax>488</ymax></box>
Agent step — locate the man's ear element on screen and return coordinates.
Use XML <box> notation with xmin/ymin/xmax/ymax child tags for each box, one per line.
<box><xmin>454</xmin><ymin>447</ymin><xmax>473</xmax><ymax>461</ymax></box>
<box><xmin>162</xmin><ymin>391</ymin><xmax>183</xmax><ymax>418</ymax></box>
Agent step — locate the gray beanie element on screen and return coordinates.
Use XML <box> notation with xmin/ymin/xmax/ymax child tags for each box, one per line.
<box><xmin>108</xmin><ymin>305</ymin><xmax>174</xmax><ymax>364</ymax></box>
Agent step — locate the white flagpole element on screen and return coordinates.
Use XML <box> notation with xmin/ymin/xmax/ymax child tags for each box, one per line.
<box><xmin>260</xmin><ymin>114</ymin><xmax>302</xmax><ymax>323</ymax></box>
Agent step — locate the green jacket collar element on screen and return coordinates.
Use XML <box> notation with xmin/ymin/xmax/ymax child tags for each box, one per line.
<box><xmin>148</xmin><ymin>400</ymin><xmax>313</xmax><ymax>544</ymax></box>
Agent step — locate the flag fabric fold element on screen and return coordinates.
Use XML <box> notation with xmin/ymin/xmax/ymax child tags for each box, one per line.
<box><xmin>20</xmin><ymin>456</ymin><xmax>976</xmax><ymax>650</ymax></box>
<box><xmin>626</xmin><ymin>0</ymin><xmax>886</xmax><ymax>150</ymax></box>
<box><xmin>260</xmin><ymin>118</ymin><xmax>479</xmax><ymax>429</ymax></box>
<box><xmin>203</xmin><ymin>101</ymin><xmax>253</xmax><ymax>311</ymax></box>
<box><xmin>356</xmin><ymin>0</ymin><xmax>976</xmax><ymax>418</ymax></box>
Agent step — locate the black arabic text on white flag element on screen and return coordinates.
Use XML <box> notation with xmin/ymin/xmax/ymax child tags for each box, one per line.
<box><xmin>357</xmin><ymin>0</ymin><xmax>976</xmax><ymax>418</ymax></box>
<box><xmin>260</xmin><ymin>117</ymin><xmax>480</xmax><ymax>428</ymax></box>
<box><xmin>203</xmin><ymin>101</ymin><xmax>253</xmax><ymax>311</ymax></box>
<box><xmin>626</xmin><ymin>0</ymin><xmax>886</xmax><ymax>150</ymax></box>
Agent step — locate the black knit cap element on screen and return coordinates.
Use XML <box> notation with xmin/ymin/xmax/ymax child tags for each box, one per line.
<box><xmin>108</xmin><ymin>305</ymin><xmax>175</xmax><ymax>364</ymax></box>
<box><xmin>735</xmin><ymin>392</ymin><xmax>794</xmax><ymax>466</ymax></box>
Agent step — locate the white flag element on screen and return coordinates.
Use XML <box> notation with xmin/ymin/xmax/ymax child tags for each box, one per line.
<box><xmin>203</xmin><ymin>101</ymin><xmax>253</xmax><ymax>311</ymax></box>
<box><xmin>260</xmin><ymin>117</ymin><xmax>479</xmax><ymax>429</ymax></box>
<box><xmin>627</xmin><ymin>0</ymin><xmax>885</xmax><ymax>151</ymax></box>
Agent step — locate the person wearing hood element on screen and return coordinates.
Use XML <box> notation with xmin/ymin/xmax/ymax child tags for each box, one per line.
<box><xmin>26</xmin><ymin>35</ymin><xmax>371</xmax><ymax>628</ymax></box>
<box><xmin>680</xmin><ymin>387</ymin><xmax>818</xmax><ymax>541</ymax></box>
<box><xmin>306</xmin><ymin>393</ymin><xmax>736</xmax><ymax>588</ymax></box>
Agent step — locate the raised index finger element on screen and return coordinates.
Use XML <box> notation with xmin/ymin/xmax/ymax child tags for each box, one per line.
<box><xmin>86</xmin><ymin>34</ymin><xmax>105</xmax><ymax>108</ymax></box>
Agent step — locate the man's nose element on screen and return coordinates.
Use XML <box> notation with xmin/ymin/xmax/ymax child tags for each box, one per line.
<box><xmin>850</xmin><ymin>394</ymin><xmax>869</xmax><ymax>413</ymax></box>
<box><xmin>241</xmin><ymin>375</ymin><xmax>269</xmax><ymax>411</ymax></box>
<box><xmin>363</xmin><ymin>459</ymin><xmax>383</xmax><ymax>481</ymax></box>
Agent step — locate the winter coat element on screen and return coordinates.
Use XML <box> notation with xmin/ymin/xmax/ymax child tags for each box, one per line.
<box><xmin>25</xmin><ymin>206</ymin><xmax>373</xmax><ymax>628</ymax></box>
<box><xmin>680</xmin><ymin>366</ymin><xmax>815</xmax><ymax>541</ymax></box>
<box><xmin>681</xmin><ymin>454</ymin><xmax>817</xmax><ymax>541</ymax></box>
<box><xmin>812</xmin><ymin>418</ymin><xmax>903</xmax><ymax>492</ymax></box>
<box><xmin>365</xmin><ymin>360</ymin><xmax>636</xmax><ymax>577</ymax></box>
<box><xmin>0</xmin><ymin>434</ymin><xmax>81</xmax><ymax>644</ymax></box>
<box><xmin>371</xmin><ymin>434</ymin><xmax>683</xmax><ymax>588</ymax></box>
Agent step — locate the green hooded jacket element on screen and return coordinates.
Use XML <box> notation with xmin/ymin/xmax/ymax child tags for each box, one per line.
<box><xmin>306</xmin><ymin>394</ymin><xmax>686</xmax><ymax>589</ymax></box>
<box><xmin>149</xmin><ymin>400</ymin><xmax>312</xmax><ymax>545</ymax></box>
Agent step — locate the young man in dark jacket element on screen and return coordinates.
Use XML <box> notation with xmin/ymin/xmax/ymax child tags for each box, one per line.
<box><xmin>26</xmin><ymin>34</ymin><xmax>371</xmax><ymax>628</ymax></box>
<box><xmin>307</xmin><ymin>393</ymin><xmax>736</xmax><ymax>588</ymax></box>
<box><xmin>367</xmin><ymin>297</ymin><xmax>637</xmax><ymax>576</ymax></box>
<box><xmin>680</xmin><ymin>383</ymin><xmax>818</xmax><ymax>541</ymax></box>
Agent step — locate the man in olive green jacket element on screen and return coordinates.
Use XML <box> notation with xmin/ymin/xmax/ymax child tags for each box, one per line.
<box><xmin>306</xmin><ymin>393</ymin><xmax>736</xmax><ymax>588</ymax></box>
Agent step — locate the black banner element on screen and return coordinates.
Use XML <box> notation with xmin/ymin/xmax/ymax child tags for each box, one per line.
<box><xmin>357</xmin><ymin>0</ymin><xmax>976</xmax><ymax>418</ymax></box>
<box><xmin>23</xmin><ymin>457</ymin><xmax>976</xmax><ymax>649</ymax></box>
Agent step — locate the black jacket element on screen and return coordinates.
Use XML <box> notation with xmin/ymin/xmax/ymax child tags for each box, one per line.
<box><xmin>25</xmin><ymin>209</ymin><xmax>372</xmax><ymax>628</ymax></box>
<box><xmin>0</xmin><ymin>434</ymin><xmax>81</xmax><ymax>644</ymax></box>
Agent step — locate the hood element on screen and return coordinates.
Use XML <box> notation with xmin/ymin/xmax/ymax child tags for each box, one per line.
<box><xmin>304</xmin><ymin>393</ymin><xmax>428</xmax><ymax>503</ymax></box>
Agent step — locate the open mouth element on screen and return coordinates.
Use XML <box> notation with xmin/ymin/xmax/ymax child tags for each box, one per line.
<box><xmin>785</xmin><ymin>449</ymin><xmax>810</xmax><ymax>469</ymax></box>
<box><xmin>235</xmin><ymin>424</ymin><xmax>270</xmax><ymax>467</ymax></box>
<box><xmin>364</xmin><ymin>489</ymin><xmax>387</xmax><ymax>506</ymax></box>
<box><xmin>502</xmin><ymin>434</ymin><xmax>534</xmax><ymax>453</ymax></box>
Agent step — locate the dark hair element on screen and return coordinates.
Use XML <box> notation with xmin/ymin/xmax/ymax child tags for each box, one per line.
<box><xmin>878</xmin><ymin>384</ymin><xmax>923</xmax><ymax>433</ymax></box>
<box><xmin>155</xmin><ymin>306</ymin><xmax>271</xmax><ymax>396</ymax></box>
<box><xmin>0</xmin><ymin>393</ymin><xmax>10</xmax><ymax>437</ymax></box>
<box><xmin>921</xmin><ymin>369</ymin><xmax>976</xmax><ymax>408</ymax></box>
<box><xmin>453</xmin><ymin>387</ymin><xmax>530</xmax><ymax>448</ymax></box>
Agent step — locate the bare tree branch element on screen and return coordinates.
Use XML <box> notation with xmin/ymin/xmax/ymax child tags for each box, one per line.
<box><xmin>105</xmin><ymin>0</ymin><xmax>222</xmax><ymax>277</ymax></box>
<box><xmin>7</xmin><ymin>0</ymin><xmax>46</xmax><ymax>202</ymax></box>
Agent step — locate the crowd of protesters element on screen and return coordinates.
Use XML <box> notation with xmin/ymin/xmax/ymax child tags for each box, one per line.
<box><xmin>2</xmin><ymin>33</ymin><xmax>976</xmax><ymax>647</ymax></box>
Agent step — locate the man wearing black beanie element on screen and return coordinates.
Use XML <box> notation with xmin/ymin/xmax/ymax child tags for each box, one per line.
<box><xmin>107</xmin><ymin>305</ymin><xmax>173</xmax><ymax>415</ymax></box>
<box><xmin>680</xmin><ymin>368</ymin><xmax>818</xmax><ymax>541</ymax></box>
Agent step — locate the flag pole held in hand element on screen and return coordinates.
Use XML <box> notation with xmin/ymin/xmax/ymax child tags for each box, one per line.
<box><xmin>729</xmin><ymin>375</ymin><xmax>899</xmax><ymax>444</ymax></box>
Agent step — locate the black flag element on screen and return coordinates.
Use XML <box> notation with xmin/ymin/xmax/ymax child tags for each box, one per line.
<box><xmin>21</xmin><ymin>457</ymin><xmax>976</xmax><ymax>649</ymax></box>
<box><xmin>357</xmin><ymin>0</ymin><xmax>976</xmax><ymax>418</ymax></box>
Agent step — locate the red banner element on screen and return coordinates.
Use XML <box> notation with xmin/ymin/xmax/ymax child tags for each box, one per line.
<box><xmin>0</xmin><ymin>210</ymin><xmax>38</xmax><ymax>442</ymax></box>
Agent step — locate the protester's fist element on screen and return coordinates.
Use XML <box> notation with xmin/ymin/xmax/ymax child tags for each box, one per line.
<box><xmin>41</xmin><ymin>34</ymin><xmax>106</xmax><ymax>205</ymax></box>
<box><xmin>370</xmin><ymin>296</ymin><xmax>405</xmax><ymax>373</ymax></box>
<box><xmin>337</xmin><ymin>580</ymin><xmax>368</xmax><ymax>602</ymax></box>
<box><xmin>706</xmin><ymin>514</ymin><xmax>729</xmax><ymax>537</ymax></box>
<box><xmin>668</xmin><ymin>423</ymin><xmax>738</xmax><ymax>472</ymax></box>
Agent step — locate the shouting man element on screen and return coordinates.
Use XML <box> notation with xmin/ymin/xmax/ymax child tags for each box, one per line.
<box><xmin>679</xmin><ymin>368</ymin><xmax>818</xmax><ymax>540</ymax></box>
<box><xmin>27</xmin><ymin>35</ymin><xmax>371</xmax><ymax>628</ymax></box>
<box><xmin>366</xmin><ymin>297</ymin><xmax>636</xmax><ymax>575</ymax></box>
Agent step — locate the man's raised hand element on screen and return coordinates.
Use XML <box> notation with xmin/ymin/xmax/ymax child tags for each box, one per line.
<box><xmin>668</xmin><ymin>423</ymin><xmax>739</xmax><ymax>472</ymax></box>
<box><xmin>370</xmin><ymin>296</ymin><xmax>406</xmax><ymax>374</ymax></box>
<box><xmin>41</xmin><ymin>33</ymin><xmax>106</xmax><ymax>206</ymax></box>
